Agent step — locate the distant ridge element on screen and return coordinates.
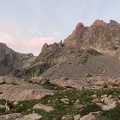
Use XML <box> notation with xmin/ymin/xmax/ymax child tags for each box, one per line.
<box><xmin>0</xmin><ymin>42</ymin><xmax>35</xmax><ymax>75</ymax></box>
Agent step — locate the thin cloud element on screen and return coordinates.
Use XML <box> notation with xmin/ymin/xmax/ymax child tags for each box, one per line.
<box><xmin>14</xmin><ymin>37</ymin><xmax>54</xmax><ymax>54</ymax></box>
<box><xmin>24</xmin><ymin>36</ymin><xmax>54</xmax><ymax>51</ymax></box>
<box><xmin>0</xmin><ymin>32</ymin><xmax>14</xmax><ymax>42</ymax></box>
<box><xmin>53</xmin><ymin>31</ymin><xmax>60</xmax><ymax>36</ymax></box>
<box><xmin>0</xmin><ymin>21</ymin><xmax>55</xmax><ymax>55</ymax></box>
<box><xmin>0</xmin><ymin>31</ymin><xmax>54</xmax><ymax>55</ymax></box>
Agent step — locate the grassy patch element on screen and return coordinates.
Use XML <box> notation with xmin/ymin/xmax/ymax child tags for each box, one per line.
<box><xmin>0</xmin><ymin>82</ymin><xmax>119</xmax><ymax>120</ymax></box>
<box><xmin>102</xmin><ymin>106</ymin><xmax>120</xmax><ymax>120</ymax></box>
<box><xmin>80</xmin><ymin>54</ymin><xmax>89</xmax><ymax>64</ymax></box>
<box><xmin>86</xmin><ymin>49</ymin><xmax>102</xmax><ymax>56</ymax></box>
<box><xmin>80</xmin><ymin>104</ymin><xmax>102</xmax><ymax>116</ymax></box>
<box><xmin>96</xmin><ymin>115</ymin><xmax>111</xmax><ymax>120</ymax></box>
<box><xmin>42</xmin><ymin>81</ymin><xmax>64</xmax><ymax>90</ymax></box>
<box><xmin>14</xmin><ymin>99</ymin><xmax>41</xmax><ymax>114</ymax></box>
<box><xmin>0</xmin><ymin>99</ymin><xmax>5</xmax><ymax>115</ymax></box>
<box><xmin>94</xmin><ymin>88</ymin><xmax>120</xmax><ymax>98</ymax></box>
<box><xmin>80</xmin><ymin>49</ymin><xmax>102</xmax><ymax>64</ymax></box>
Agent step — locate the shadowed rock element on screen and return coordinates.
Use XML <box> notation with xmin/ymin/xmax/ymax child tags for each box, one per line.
<box><xmin>0</xmin><ymin>43</ymin><xmax>35</xmax><ymax>76</ymax></box>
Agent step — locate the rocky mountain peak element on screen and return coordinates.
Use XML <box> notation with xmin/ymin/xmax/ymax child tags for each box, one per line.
<box><xmin>0</xmin><ymin>42</ymin><xmax>7</xmax><ymax>47</ymax></box>
<box><xmin>73</xmin><ymin>22</ymin><xmax>84</xmax><ymax>32</ymax></box>
<box><xmin>109</xmin><ymin>19</ymin><xmax>120</xmax><ymax>26</ymax></box>
<box><xmin>63</xmin><ymin>19</ymin><xmax>120</xmax><ymax>55</ymax></box>
<box><xmin>92</xmin><ymin>19</ymin><xmax>106</xmax><ymax>26</ymax></box>
<box><xmin>71</xmin><ymin>22</ymin><xmax>85</xmax><ymax>37</ymax></box>
<box><xmin>0</xmin><ymin>42</ymin><xmax>12</xmax><ymax>54</ymax></box>
<box><xmin>41</xmin><ymin>43</ymin><xmax>48</xmax><ymax>53</ymax></box>
<box><xmin>76</xmin><ymin>22</ymin><xmax>84</xmax><ymax>27</ymax></box>
<box><xmin>63</xmin><ymin>22</ymin><xmax>88</xmax><ymax>49</ymax></box>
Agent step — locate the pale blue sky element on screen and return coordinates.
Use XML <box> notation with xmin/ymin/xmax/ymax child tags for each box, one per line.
<box><xmin>0</xmin><ymin>0</ymin><xmax>120</xmax><ymax>55</ymax></box>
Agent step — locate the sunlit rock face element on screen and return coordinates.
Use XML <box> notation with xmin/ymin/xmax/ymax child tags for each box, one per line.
<box><xmin>64</xmin><ymin>19</ymin><xmax>120</xmax><ymax>54</ymax></box>
<box><xmin>64</xmin><ymin>22</ymin><xmax>88</xmax><ymax>49</ymax></box>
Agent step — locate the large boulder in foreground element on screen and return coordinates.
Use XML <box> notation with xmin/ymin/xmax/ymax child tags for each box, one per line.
<box><xmin>0</xmin><ymin>83</ymin><xmax>53</xmax><ymax>101</ymax></box>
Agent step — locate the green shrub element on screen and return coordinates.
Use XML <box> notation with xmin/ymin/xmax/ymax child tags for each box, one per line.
<box><xmin>0</xmin><ymin>108</ymin><xmax>5</xmax><ymax>115</ymax></box>
<box><xmin>103</xmin><ymin>106</ymin><xmax>120</xmax><ymax>120</ymax></box>
<box><xmin>96</xmin><ymin>115</ymin><xmax>111</xmax><ymax>120</ymax></box>
<box><xmin>80</xmin><ymin>104</ymin><xmax>102</xmax><ymax>117</ymax></box>
<box><xmin>81</xmin><ymin>55</ymin><xmax>89</xmax><ymax>64</ymax></box>
<box><xmin>42</xmin><ymin>81</ymin><xmax>64</xmax><ymax>90</ymax></box>
<box><xmin>80</xmin><ymin>49</ymin><xmax>102</xmax><ymax>64</ymax></box>
<box><xmin>86</xmin><ymin>49</ymin><xmax>102</xmax><ymax>56</ymax></box>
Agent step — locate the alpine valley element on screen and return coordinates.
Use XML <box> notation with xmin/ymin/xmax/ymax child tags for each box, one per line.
<box><xmin>0</xmin><ymin>20</ymin><xmax>120</xmax><ymax>120</ymax></box>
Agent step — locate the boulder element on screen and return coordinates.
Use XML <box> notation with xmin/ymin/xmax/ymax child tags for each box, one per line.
<box><xmin>0</xmin><ymin>113</ymin><xmax>21</xmax><ymax>120</ymax></box>
<box><xmin>33</xmin><ymin>103</ymin><xmax>54</xmax><ymax>112</ymax></box>
<box><xmin>60</xmin><ymin>98</ymin><xmax>70</xmax><ymax>104</ymax></box>
<box><xmin>80</xmin><ymin>113</ymin><xmax>97</xmax><ymax>120</ymax></box>
<box><xmin>91</xmin><ymin>98</ymin><xmax>101</xmax><ymax>103</ymax></box>
<box><xmin>17</xmin><ymin>113</ymin><xmax>42</xmax><ymax>120</ymax></box>
<box><xmin>30</xmin><ymin>77</ymin><xmax>48</xmax><ymax>84</ymax></box>
<box><xmin>1</xmin><ymin>83</ymin><xmax>53</xmax><ymax>101</ymax></box>
<box><xmin>74</xmin><ymin>114</ymin><xmax>81</xmax><ymax>120</ymax></box>
<box><xmin>102</xmin><ymin>101</ymin><xmax>117</xmax><ymax>111</ymax></box>
<box><xmin>61</xmin><ymin>115</ymin><xmax>74</xmax><ymax>120</ymax></box>
<box><xmin>103</xmin><ymin>97</ymin><xmax>114</xmax><ymax>105</ymax></box>
<box><xmin>91</xmin><ymin>94</ymin><xmax>97</xmax><ymax>98</ymax></box>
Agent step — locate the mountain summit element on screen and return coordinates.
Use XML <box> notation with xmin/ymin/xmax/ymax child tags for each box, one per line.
<box><xmin>64</xmin><ymin>19</ymin><xmax>120</xmax><ymax>55</ymax></box>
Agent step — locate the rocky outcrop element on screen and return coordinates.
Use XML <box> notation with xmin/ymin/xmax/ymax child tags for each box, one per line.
<box><xmin>49</xmin><ymin>76</ymin><xmax>120</xmax><ymax>90</ymax></box>
<box><xmin>80</xmin><ymin>113</ymin><xmax>97</xmax><ymax>120</ymax></box>
<box><xmin>61</xmin><ymin>115</ymin><xmax>74</xmax><ymax>120</ymax></box>
<box><xmin>14</xmin><ymin>41</ymin><xmax>68</xmax><ymax>78</ymax></box>
<box><xmin>0</xmin><ymin>113</ymin><xmax>21</xmax><ymax>120</ymax></box>
<box><xmin>0</xmin><ymin>43</ymin><xmax>35</xmax><ymax>76</ymax></box>
<box><xmin>64</xmin><ymin>22</ymin><xmax>88</xmax><ymax>49</ymax></box>
<box><xmin>16</xmin><ymin>113</ymin><xmax>42</xmax><ymax>120</ymax></box>
<box><xmin>33</xmin><ymin>103</ymin><xmax>54</xmax><ymax>112</ymax></box>
<box><xmin>50</xmin><ymin>78</ymin><xmax>90</xmax><ymax>90</ymax></box>
<box><xmin>92</xmin><ymin>94</ymin><xmax>120</xmax><ymax>111</ymax></box>
<box><xmin>0</xmin><ymin>83</ymin><xmax>53</xmax><ymax>101</ymax></box>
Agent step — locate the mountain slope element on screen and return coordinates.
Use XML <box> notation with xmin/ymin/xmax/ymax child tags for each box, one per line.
<box><xmin>0</xmin><ymin>43</ymin><xmax>35</xmax><ymax>75</ymax></box>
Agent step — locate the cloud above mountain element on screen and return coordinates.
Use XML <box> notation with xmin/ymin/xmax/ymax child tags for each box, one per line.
<box><xmin>0</xmin><ymin>31</ymin><xmax>54</xmax><ymax>55</ymax></box>
<box><xmin>0</xmin><ymin>21</ymin><xmax>55</xmax><ymax>55</ymax></box>
<box><xmin>0</xmin><ymin>0</ymin><xmax>120</xmax><ymax>55</ymax></box>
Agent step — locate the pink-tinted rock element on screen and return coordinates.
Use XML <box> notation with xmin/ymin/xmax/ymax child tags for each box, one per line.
<box><xmin>1</xmin><ymin>83</ymin><xmax>53</xmax><ymax>101</ymax></box>
<box><xmin>92</xmin><ymin>19</ymin><xmax>105</xmax><ymax>26</ymax></box>
<box><xmin>33</xmin><ymin>104</ymin><xmax>54</xmax><ymax>112</ymax></box>
<box><xmin>91</xmin><ymin>98</ymin><xmax>101</xmax><ymax>104</ymax></box>
<box><xmin>80</xmin><ymin>113</ymin><xmax>96</xmax><ymax>120</ymax></box>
